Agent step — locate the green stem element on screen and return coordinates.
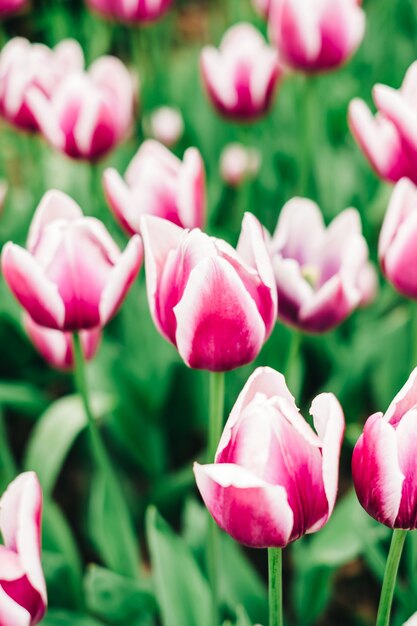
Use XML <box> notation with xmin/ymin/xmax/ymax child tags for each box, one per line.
<box><xmin>376</xmin><ymin>529</ymin><xmax>407</xmax><ymax>626</ymax></box>
<box><xmin>299</xmin><ymin>76</ymin><xmax>316</xmax><ymax>199</ymax></box>
<box><xmin>206</xmin><ymin>371</ymin><xmax>225</xmax><ymax>626</ymax></box>
<box><xmin>269</xmin><ymin>547</ymin><xmax>283</xmax><ymax>626</ymax></box>
<box><xmin>72</xmin><ymin>333</ymin><xmax>139</xmax><ymax>579</ymax></box>
<box><xmin>284</xmin><ymin>331</ymin><xmax>301</xmax><ymax>389</ymax></box>
<box><xmin>0</xmin><ymin>409</ymin><xmax>16</xmax><ymax>490</ymax></box>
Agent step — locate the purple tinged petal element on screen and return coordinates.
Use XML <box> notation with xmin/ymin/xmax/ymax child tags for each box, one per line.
<box><xmin>384</xmin><ymin>368</ymin><xmax>417</xmax><ymax>427</ymax></box>
<box><xmin>27</xmin><ymin>189</ymin><xmax>83</xmax><ymax>253</ymax></box>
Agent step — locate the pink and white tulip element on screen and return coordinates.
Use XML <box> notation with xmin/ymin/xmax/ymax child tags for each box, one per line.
<box><xmin>2</xmin><ymin>190</ymin><xmax>142</xmax><ymax>331</ymax></box>
<box><xmin>200</xmin><ymin>23</ymin><xmax>283</xmax><ymax>121</ymax></box>
<box><xmin>268</xmin><ymin>198</ymin><xmax>376</xmax><ymax>333</ymax></box>
<box><xmin>86</xmin><ymin>0</ymin><xmax>172</xmax><ymax>23</ymax></box>
<box><xmin>194</xmin><ymin>366</ymin><xmax>345</xmax><ymax>547</ymax></box>
<box><xmin>268</xmin><ymin>0</ymin><xmax>365</xmax><ymax>73</ymax></box>
<box><xmin>146</xmin><ymin>106</ymin><xmax>184</xmax><ymax>148</ymax></box>
<box><xmin>0</xmin><ymin>472</ymin><xmax>47</xmax><ymax>626</ymax></box>
<box><xmin>220</xmin><ymin>143</ymin><xmax>261</xmax><ymax>187</ymax></box>
<box><xmin>352</xmin><ymin>368</ymin><xmax>417</xmax><ymax>529</ymax></box>
<box><xmin>379</xmin><ymin>178</ymin><xmax>417</xmax><ymax>299</ymax></box>
<box><xmin>404</xmin><ymin>614</ymin><xmax>417</xmax><ymax>626</ymax></box>
<box><xmin>27</xmin><ymin>55</ymin><xmax>134</xmax><ymax>160</ymax></box>
<box><xmin>0</xmin><ymin>0</ymin><xmax>27</xmax><ymax>16</ymax></box>
<box><xmin>104</xmin><ymin>140</ymin><xmax>206</xmax><ymax>235</ymax></box>
<box><xmin>349</xmin><ymin>62</ymin><xmax>417</xmax><ymax>184</ymax></box>
<box><xmin>0</xmin><ymin>38</ymin><xmax>84</xmax><ymax>132</ymax></box>
<box><xmin>24</xmin><ymin>313</ymin><xmax>101</xmax><ymax>370</ymax></box>
<box><xmin>141</xmin><ymin>213</ymin><xmax>277</xmax><ymax>371</ymax></box>
<box><xmin>252</xmin><ymin>0</ymin><xmax>271</xmax><ymax>18</ymax></box>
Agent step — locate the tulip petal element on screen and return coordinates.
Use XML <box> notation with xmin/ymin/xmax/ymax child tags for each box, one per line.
<box><xmin>0</xmin><ymin>587</ymin><xmax>31</xmax><ymax>626</ymax></box>
<box><xmin>27</xmin><ymin>189</ymin><xmax>83</xmax><ymax>253</ymax></box>
<box><xmin>310</xmin><ymin>393</ymin><xmax>345</xmax><ymax>519</ymax></box>
<box><xmin>103</xmin><ymin>168</ymin><xmax>136</xmax><ymax>234</ymax></box>
<box><xmin>174</xmin><ymin>256</ymin><xmax>265</xmax><ymax>371</ymax></box>
<box><xmin>394</xmin><ymin>409</ymin><xmax>417</xmax><ymax>528</ymax></box>
<box><xmin>2</xmin><ymin>243</ymin><xmax>65</xmax><ymax>329</ymax></box>
<box><xmin>382</xmin><ymin>211</ymin><xmax>417</xmax><ymax>298</ymax></box>
<box><xmin>217</xmin><ymin>366</ymin><xmax>295</xmax><ymax>459</ymax></box>
<box><xmin>352</xmin><ymin>413</ymin><xmax>404</xmax><ymax>527</ymax></box>
<box><xmin>379</xmin><ymin>178</ymin><xmax>417</xmax><ymax>261</ymax></box>
<box><xmin>373</xmin><ymin>83</ymin><xmax>417</xmax><ymax>155</ymax></box>
<box><xmin>177</xmin><ymin>147</ymin><xmax>206</xmax><ymax>229</ymax></box>
<box><xmin>194</xmin><ymin>462</ymin><xmax>294</xmax><ymax>548</ymax></box>
<box><xmin>385</xmin><ymin>368</ymin><xmax>417</xmax><ymax>427</ymax></box>
<box><xmin>99</xmin><ymin>234</ymin><xmax>143</xmax><ymax>325</ymax></box>
<box><xmin>271</xmin><ymin>198</ymin><xmax>324</xmax><ymax>265</ymax></box>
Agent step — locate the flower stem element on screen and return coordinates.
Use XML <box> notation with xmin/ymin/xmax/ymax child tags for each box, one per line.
<box><xmin>0</xmin><ymin>409</ymin><xmax>16</xmax><ymax>490</ymax></box>
<box><xmin>299</xmin><ymin>76</ymin><xmax>316</xmax><ymax>199</ymax></box>
<box><xmin>285</xmin><ymin>331</ymin><xmax>301</xmax><ymax>391</ymax></box>
<box><xmin>72</xmin><ymin>333</ymin><xmax>139</xmax><ymax>579</ymax></box>
<box><xmin>206</xmin><ymin>371</ymin><xmax>225</xmax><ymax>626</ymax></box>
<box><xmin>268</xmin><ymin>547</ymin><xmax>283</xmax><ymax>626</ymax></box>
<box><xmin>376</xmin><ymin>529</ymin><xmax>407</xmax><ymax>626</ymax></box>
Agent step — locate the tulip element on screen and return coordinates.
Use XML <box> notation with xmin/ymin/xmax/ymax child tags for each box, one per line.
<box><xmin>378</xmin><ymin>178</ymin><xmax>417</xmax><ymax>299</ymax></box>
<box><xmin>146</xmin><ymin>106</ymin><xmax>184</xmax><ymax>148</ymax></box>
<box><xmin>0</xmin><ymin>38</ymin><xmax>84</xmax><ymax>132</ymax></box>
<box><xmin>200</xmin><ymin>23</ymin><xmax>283</xmax><ymax>121</ymax></box>
<box><xmin>104</xmin><ymin>139</ymin><xmax>206</xmax><ymax>235</ymax></box>
<box><xmin>24</xmin><ymin>313</ymin><xmax>101</xmax><ymax>370</ymax></box>
<box><xmin>268</xmin><ymin>198</ymin><xmax>376</xmax><ymax>333</ymax></box>
<box><xmin>2</xmin><ymin>190</ymin><xmax>142</xmax><ymax>331</ymax></box>
<box><xmin>0</xmin><ymin>472</ymin><xmax>46</xmax><ymax>626</ymax></box>
<box><xmin>220</xmin><ymin>143</ymin><xmax>261</xmax><ymax>187</ymax></box>
<box><xmin>404</xmin><ymin>614</ymin><xmax>417</xmax><ymax>626</ymax></box>
<box><xmin>0</xmin><ymin>0</ymin><xmax>26</xmax><ymax>16</ymax></box>
<box><xmin>26</xmin><ymin>55</ymin><xmax>134</xmax><ymax>160</ymax></box>
<box><xmin>86</xmin><ymin>0</ymin><xmax>172</xmax><ymax>22</ymax></box>
<box><xmin>352</xmin><ymin>368</ymin><xmax>417</xmax><ymax>529</ymax></box>
<box><xmin>349</xmin><ymin>62</ymin><xmax>417</xmax><ymax>184</ymax></box>
<box><xmin>268</xmin><ymin>0</ymin><xmax>365</xmax><ymax>73</ymax></box>
<box><xmin>141</xmin><ymin>212</ymin><xmax>277</xmax><ymax>371</ymax></box>
<box><xmin>194</xmin><ymin>366</ymin><xmax>345</xmax><ymax>547</ymax></box>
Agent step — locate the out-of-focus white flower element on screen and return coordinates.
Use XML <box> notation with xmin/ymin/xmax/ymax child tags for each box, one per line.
<box><xmin>147</xmin><ymin>106</ymin><xmax>184</xmax><ymax>147</ymax></box>
<box><xmin>220</xmin><ymin>143</ymin><xmax>261</xmax><ymax>187</ymax></box>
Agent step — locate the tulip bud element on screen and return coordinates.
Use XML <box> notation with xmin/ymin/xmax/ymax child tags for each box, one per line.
<box><xmin>0</xmin><ymin>38</ymin><xmax>84</xmax><ymax>132</ymax></box>
<box><xmin>0</xmin><ymin>0</ymin><xmax>27</xmax><ymax>16</ymax></box>
<box><xmin>104</xmin><ymin>140</ymin><xmax>206</xmax><ymax>235</ymax></box>
<box><xmin>2</xmin><ymin>190</ymin><xmax>143</xmax><ymax>331</ymax></box>
<box><xmin>349</xmin><ymin>62</ymin><xmax>417</xmax><ymax>184</ymax></box>
<box><xmin>268</xmin><ymin>0</ymin><xmax>365</xmax><ymax>73</ymax></box>
<box><xmin>220</xmin><ymin>143</ymin><xmax>261</xmax><ymax>187</ymax></box>
<box><xmin>353</xmin><ymin>369</ymin><xmax>417</xmax><ymax>529</ymax></box>
<box><xmin>194</xmin><ymin>366</ymin><xmax>345</xmax><ymax>547</ymax></box>
<box><xmin>378</xmin><ymin>178</ymin><xmax>417</xmax><ymax>300</ymax></box>
<box><xmin>200</xmin><ymin>23</ymin><xmax>283</xmax><ymax>121</ymax></box>
<box><xmin>404</xmin><ymin>613</ymin><xmax>417</xmax><ymax>626</ymax></box>
<box><xmin>27</xmin><ymin>55</ymin><xmax>134</xmax><ymax>160</ymax></box>
<box><xmin>146</xmin><ymin>106</ymin><xmax>184</xmax><ymax>148</ymax></box>
<box><xmin>268</xmin><ymin>198</ymin><xmax>376</xmax><ymax>333</ymax></box>
<box><xmin>24</xmin><ymin>313</ymin><xmax>101</xmax><ymax>370</ymax></box>
<box><xmin>86</xmin><ymin>0</ymin><xmax>172</xmax><ymax>22</ymax></box>
<box><xmin>141</xmin><ymin>213</ymin><xmax>277</xmax><ymax>371</ymax></box>
<box><xmin>0</xmin><ymin>472</ymin><xmax>47</xmax><ymax>626</ymax></box>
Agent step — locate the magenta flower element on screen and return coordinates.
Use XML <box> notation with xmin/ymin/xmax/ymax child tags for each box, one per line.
<box><xmin>24</xmin><ymin>313</ymin><xmax>101</xmax><ymax>370</ymax></box>
<box><xmin>86</xmin><ymin>0</ymin><xmax>172</xmax><ymax>23</ymax></box>
<box><xmin>0</xmin><ymin>38</ymin><xmax>84</xmax><ymax>132</ymax></box>
<box><xmin>104</xmin><ymin>140</ymin><xmax>206</xmax><ymax>235</ymax></box>
<box><xmin>27</xmin><ymin>55</ymin><xmax>134</xmax><ymax>160</ymax></box>
<box><xmin>0</xmin><ymin>0</ymin><xmax>26</xmax><ymax>16</ymax></box>
<box><xmin>352</xmin><ymin>369</ymin><xmax>417</xmax><ymax>529</ymax></box>
<box><xmin>194</xmin><ymin>366</ymin><xmax>345</xmax><ymax>547</ymax></box>
<box><xmin>0</xmin><ymin>472</ymin><xmax>47</xmax><ymax>626</ymax></box>
<box><xmin>141</xmin><ymin>213</ymin><xmax>277</xmax><ymax>371</ymax></box>
<box><xmin>268</xmin><ymin>198</ymin><xmax>376</xmax><ymax>333</ymax></box>
<box><xmin>268</xmin><ymin>0</ymin><xmax>365</xmax><ymax>73</ymax></box>
<box><xmin>379</xmin><ymin>178</ymin><xmax>417</xmax><ymax>299</ymax></box>
<box><xmin>2</xmin><ymin>190</ymin><xmax>142</xmax><ymax>331</ymax></box>
<box><xmin>200</xmin><ymin>23</ymin><xmax>283</xmax><ymax>122</ymax></box>
<box><xmin>349</xmin><ymin>62</ymin><xmax>417</xmax><ymax>184</ymax></box>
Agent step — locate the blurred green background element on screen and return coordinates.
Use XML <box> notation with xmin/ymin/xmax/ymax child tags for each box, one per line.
<box><xmin>0</xmin><ymin>1</ymin><xmax>417</xmax><ymax>625</ymax></box>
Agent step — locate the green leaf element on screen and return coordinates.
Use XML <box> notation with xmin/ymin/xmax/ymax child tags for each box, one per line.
<box><xmin>146</xmin><ymin>506</ymin><xmax>211</xmax><ymax>626</ymax></box>
<box><xmin>235</xmin><ymin>606</ymin><xmax>253</xmax><ymax>626</ymax></box>
<box><xmin>24</xmin><ymin>392</ymin><xmax>116</xmax><ymax>496</ymax></box>
<box><xmin>84</xmin><ymin>565</ymin><xmax>156</xmax><ymax>625</ymax></box>
<box><xmin>0</xmin><ymin>381</ymin><xmax>47</xmax><ymax>415</ymax></box>
<box><xmin>41</xmin><ymin>610</ymin><xmax>104</xmax><ymax>626</ymax></box>
<box><xmin>183</xmin><ymin>499</ymin><xmax>268</xmax><ymax>625</ymax></box>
